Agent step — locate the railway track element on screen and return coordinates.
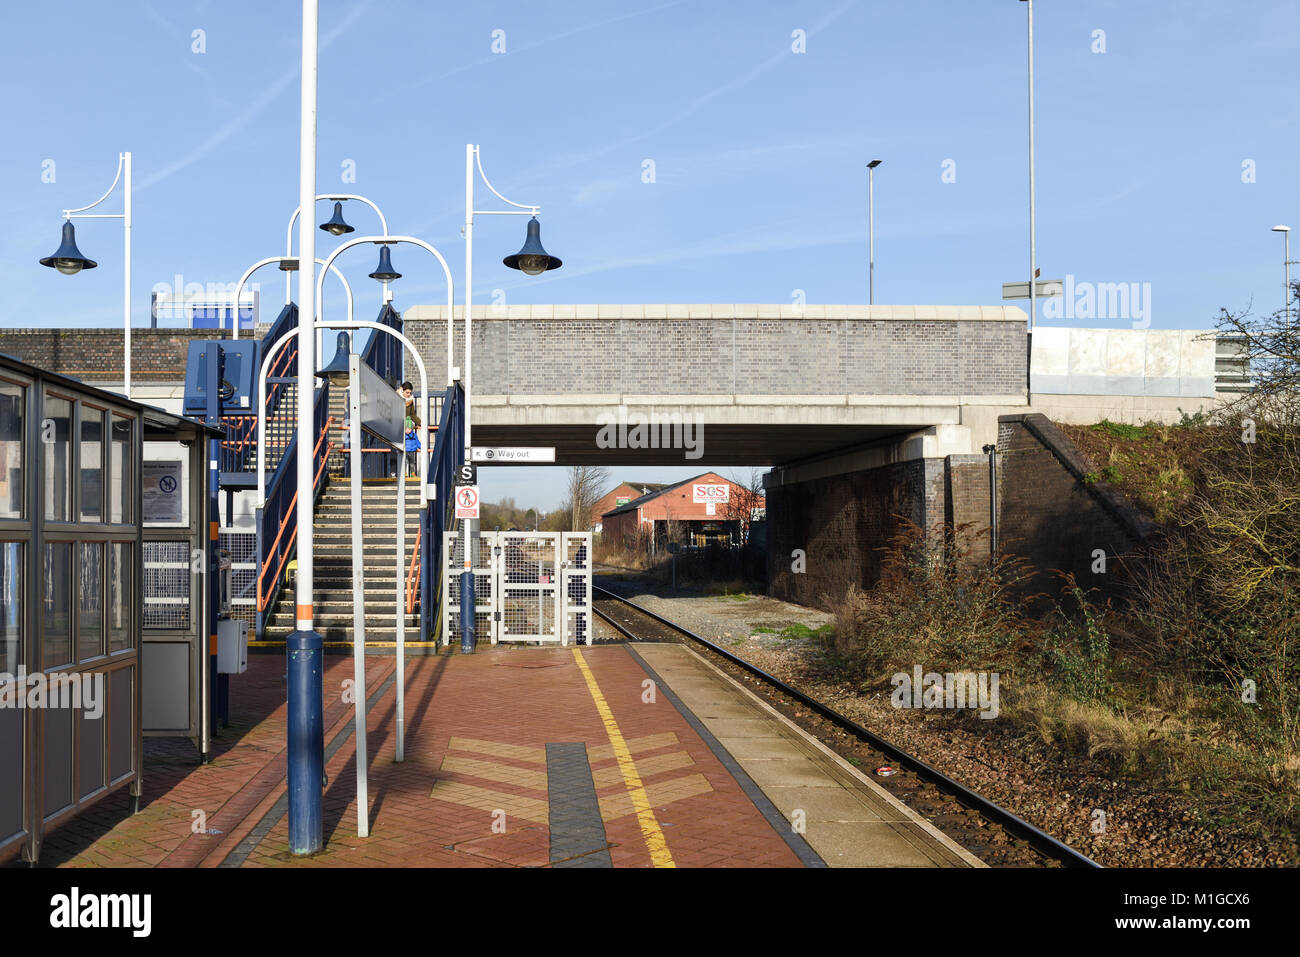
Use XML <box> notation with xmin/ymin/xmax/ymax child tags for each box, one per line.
<box><xmin>592</xmin><ymin>583</ymin><xmax>1100</xmax><ymax>869</ymax></box>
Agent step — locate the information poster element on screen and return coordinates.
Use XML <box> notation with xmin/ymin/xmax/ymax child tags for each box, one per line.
<box><xmin>143</xmin><ymin>460</ymin><xmax>183</xmax><ymax>524</ymax></box>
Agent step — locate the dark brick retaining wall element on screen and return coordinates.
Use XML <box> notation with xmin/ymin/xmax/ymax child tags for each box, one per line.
<box><xmin>996</xmin><ymin>413</ymin><xmax>1154</xmax><ymax>598</ymax></box>
<box><xmin>767</xmin><ymin>458</ymin><xmax>944</xmax><ymax>611</ymax></box>
<box><xmin>0</xmin><ymin>329</ymin><xmax>226</xmax><ymax>382</ymax></box>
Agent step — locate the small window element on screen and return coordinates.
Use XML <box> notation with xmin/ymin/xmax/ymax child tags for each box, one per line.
<box><xmin>109</xmin><ymin>415</ymin><xmax>133</xmax><ymax>524</ymax></box>
<box><xmin>43</xmin><ymin>395</ymin><xmax>72</xmax><ymax>523</ymax></box>
<box><xmin>0</xmin><ymin>542</ymin><xmax>21</xmax><ymax>676</ymax></box>
<box><xmin>79</xmin><ymin>407</ymin><xmax>106</xmax><ymax>522</ymax></box>
<box><xmin>42</xmin><ymin>542</ymin><xmax>72</xmax><ymax>669</ymax></box>
<box><xmin>0</xmin><ymin>380</ymin><xmax>24</xmax><ymax>520</ymax></box>
<box><xmin>108</xmin><ymin>543</ymin><xmax>132</xmax><ymax>653</ymax></box>
<box><xmin>78</xmin><ymin>542</ymin><xmax>103</xmax><ymax>662</ymax></box>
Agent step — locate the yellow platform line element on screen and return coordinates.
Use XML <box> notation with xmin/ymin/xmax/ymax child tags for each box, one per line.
<box><xmin>571</xmin><ymin>648</ymin><xmax>675</xmax><ymax>868</ymax></box>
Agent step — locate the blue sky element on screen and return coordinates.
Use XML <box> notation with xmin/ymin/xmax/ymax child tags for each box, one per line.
<box><xmin>3</xmin><ymin>1</ymin><xmax>1299</xmax><ymax>509</ymax></box>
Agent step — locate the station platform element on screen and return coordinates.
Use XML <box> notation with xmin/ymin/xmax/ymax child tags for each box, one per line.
<box><xmin>27</xmin><ymin>643</ymin><xmax>981</xmax><ymax>869</ymax></box>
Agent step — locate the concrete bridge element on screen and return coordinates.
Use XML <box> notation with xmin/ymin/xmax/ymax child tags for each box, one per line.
<box><xmin>401</xmin><ymin>303</ymin><xmax>1030</xmax><ymax>465</ymax></box>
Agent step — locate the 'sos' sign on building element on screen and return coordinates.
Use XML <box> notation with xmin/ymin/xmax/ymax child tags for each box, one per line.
<box><xmin>692</xmin><ymin>484</ymin><xmax>729</xmax><ymax>504</ymax></box>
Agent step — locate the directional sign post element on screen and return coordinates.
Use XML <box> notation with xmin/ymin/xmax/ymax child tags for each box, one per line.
<box><xmin>471</xmin><ymin>446</ymin><xmax>556</xmax><ymax>464</ymax></box>
<box><xmin>1001</xmin><ymin>279</ymin><xmax>1064</xmax><ymax>300</ymax></box>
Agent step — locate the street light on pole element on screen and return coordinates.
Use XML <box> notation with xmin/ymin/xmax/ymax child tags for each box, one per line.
<box><xmin>284</xmin><ymin>193</ymin><xmax>390</xmax><ymax>307</ymax></box>
<box><xmin>867</xmin><ymin>159</ymin><xmax>881</xmax><ymax>305</ymax></box>
<box><xmin>462</xmin><ymin>144</ymin><xmax>562</xmax><ymax>654</ymax></box>
<box><xmin>315</xmin><ymin>331</ymin><xmax>369</xmax><ymax>837</ymax></box>
<box><xmin>256</xmin><ymin>315</ymin><xmax>437</xmax><ymax>785</ymax></box>
<box><xmin>287</xmin><ymin>0</ymin><xmax>324</xmax><ymax>858</ymax></box>
<box><xmin>1272</xmin><ymin>224</ymin><xmax>1291</xmax><ymax>330</ymax></box>
<box><xmin>232</xmin><ymin>256</ymin><xmax>355</xmax><ymax>341</ymax></box>
<box><xmin>39</xmin><ymin>151</ymin><xmax>133</xmax><ymax>398</ymax></box>
<box><xmin>1021</xmin><ymin>0</ymin><xmax>1037</xmax><ymax>331</ymax></box>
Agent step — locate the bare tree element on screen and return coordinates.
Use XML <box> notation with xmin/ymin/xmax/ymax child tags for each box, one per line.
<box><xmin>1215</xmin><ymin>292</ymin><xmax>1300</xmax><ymax>426</ymax></box>
<box><xmin>566</xmin><ymin>465</ymin><xmax>611</xmax><ymax>531</ymax></box>
<box><xmin>725</xmin><ymin>468</ymin><xmax>766</xmax><ymax>543</ymax></box>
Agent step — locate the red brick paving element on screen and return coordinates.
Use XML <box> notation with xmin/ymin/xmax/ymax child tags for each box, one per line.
<box><xmin>24</xmin><ymin>645</ymin><xmax>804</xmax><ymax>869</ymax></box>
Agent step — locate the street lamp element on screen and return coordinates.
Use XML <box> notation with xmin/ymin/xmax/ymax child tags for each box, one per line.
<box><xmin>40</xmin><ymin>222</ymin><xmax>96</xmax><ymax>275</ymax></box>
<box><xmin>257</xmin><ymin>316</ymin><xmax>433</xmax><ymax>842</ymax></box>
<box><xmin>232</xmin><ymin>256</ymin><xmax>354</xmax><ymax>341</ymax></box>
<box><xmin>316</xmin><ymin>329</ymin><xmax>370</xmax><ymax>838</ymax></box>
<box><xmin>1272</xmin><ymin>224</ymin><xmax>1292</xmax><ymax>330</ymax></box>
<box><xmin>503</xmin><ymin>217</ymin><xmax>562</xmax><ymax>276</ymax></box>
<box><xmin>284</xmin><ymin>193</ymin><xmax>390</xmax><ymax>311</ymax></box>
<box><xmin>320</xmin><ymin>201</ymin><xmax>355</xmax><ymax>237</ymax></box>
<box><xmin>462</xmin><ymin>143</ymin><xmax>561</xmax><ymax>654</ymax></box>
<box><xmin>1020</xmin><ymin>0</ymin><xmax>1037</xmax><ymax>330</ymax></box>
<box><xmin>287</xmin><ymin>0</ymin><xmax>323</xmax><ymax>858</ymax></box>
<box><xmin>867</xmin><ymin>159</ymin><xmax>881</xmax><ymax>304</ymax></box>
<box><xmin>368</xmin><ymin>244</ymin><xmax>402</xmax><ymax>282</ymax></box>
<box><xmin>39</xmin><ymin>151</ymin><xmax>133</xmax><ymax>397</ymax></box>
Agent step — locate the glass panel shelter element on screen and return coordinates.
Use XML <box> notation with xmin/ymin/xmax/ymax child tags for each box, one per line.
<box><xmin>0</xmin><ymin>354</ymin><xmax>219</xmax><ymax>865</ymax></box>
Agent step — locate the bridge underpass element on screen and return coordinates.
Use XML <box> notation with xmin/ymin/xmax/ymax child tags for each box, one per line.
<box><xmin>0</xmin><ymin>304</ymin><xmax>1230</xmax><ymax>620</ymax></box>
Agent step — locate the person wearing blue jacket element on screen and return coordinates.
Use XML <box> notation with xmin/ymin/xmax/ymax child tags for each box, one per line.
<box><xmin>404</xmin><ymin>407</ymin><xmax>421</xmax><ymax>477</ymax></box>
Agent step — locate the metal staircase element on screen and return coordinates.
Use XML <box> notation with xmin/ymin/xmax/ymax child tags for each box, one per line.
<box><xmin>262</xmin><ymin>478</ymin><xmax>422</xmax><ymax>644</ymax></box>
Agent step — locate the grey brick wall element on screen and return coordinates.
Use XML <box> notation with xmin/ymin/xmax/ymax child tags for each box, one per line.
<box><xmin>403</xmin><ymin>312</ymin><xmax>1027</xmax><ymax>397</ymax></box>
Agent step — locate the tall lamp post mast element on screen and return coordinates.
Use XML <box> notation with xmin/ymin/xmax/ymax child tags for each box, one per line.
<box><xmin>867</xmin><ymin>159</ymin><xmax>881</xmax><ymax>305</ymax></box>
<box><xmin>1022</xmin><ymin>0</ymin><xmax>1037</xmax><ymax>331</ymax></box>
<box><xmin>287</xmin><ymin>0</ymin><xmax>324</xmax><ymax>857</ymax></box>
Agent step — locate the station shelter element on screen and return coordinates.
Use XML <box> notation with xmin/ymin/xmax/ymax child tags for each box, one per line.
<box><xmin>0</xmin><ymin>353</ymin><xmax>222</xmax><ymax>865</ymax></box>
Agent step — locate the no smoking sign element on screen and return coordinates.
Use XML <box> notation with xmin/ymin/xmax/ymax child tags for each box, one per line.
<box><xmin>455</xmin><ymin>485</ymin><xmax>480</xmax><ymax>519</ymax></box>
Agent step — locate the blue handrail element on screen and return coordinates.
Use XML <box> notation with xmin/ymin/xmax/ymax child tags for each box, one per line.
<box><xmin>255</xmin><ymin>381</ymin><xmax>332</xmax><ymax>640</ymax></box>
<box><xmin>419</xmin><ymin>383</ymin><xmax>464</xmax><ymax>640</ymax></box>
<box><xmin>359</xmin><ymin>302</ymin><xmax>403</xmax><ymax>385</ymax></box>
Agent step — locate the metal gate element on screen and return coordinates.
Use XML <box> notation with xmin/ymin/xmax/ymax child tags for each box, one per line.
<box><xmin>441</xmin><ymin>531</ymin><xmax>591</xmax><ymax>646</ymax></box>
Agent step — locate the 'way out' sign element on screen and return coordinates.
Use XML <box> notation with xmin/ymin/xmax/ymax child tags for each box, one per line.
<box><xmin>455</xmin><ymin>485</ymin><xmax>480</xmax><ymax>519</ymax></box>
<box><xmin>692</xmin><ymin>483</ymin><xmax>729</xmax><ymax>504</ymax></box>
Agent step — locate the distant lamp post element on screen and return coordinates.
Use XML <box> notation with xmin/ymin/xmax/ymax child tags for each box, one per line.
<box><xmin>867</xmin><ymin>159</ymin><xmax>882</xmax><ymax>304</ymax></box>
<box><xmin>1272</xmin><ymin>224</ymin><xmax>1292</xmax><ymax>330</ymax></box>
<box><xmin>39</xmin><ymin>151</ymin><xmax>132</xmax><ymax>397</ymax></box>
<box><xmin>982</xmin><ymin>443</ymin><xmax>999</xmax><ymax>559</ymax></box>
<box><xmin>1020</xmin><ymin>0</ymin><xmax>1038</xmax><ymax>330</ymax></box>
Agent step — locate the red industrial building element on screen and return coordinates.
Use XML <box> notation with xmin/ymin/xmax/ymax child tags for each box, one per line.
<box><xmin>589</xmin><ymin>481</ymin><xmax>671</xmax><ymax>534</ymax></box>
<box><xmin>599</xmin><ymin>472</ymin><xmax>764</xmax><ymax>549</ymax></box>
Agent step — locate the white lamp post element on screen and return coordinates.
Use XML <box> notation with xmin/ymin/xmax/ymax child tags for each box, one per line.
<box><xmin>867</xmin><ymin>159</ymin><xmax>881</xmax><ymax>304</ymax></box>
<box><xmin>461</xmin><ymin>144</ymin><xmax>561</xmax><ymax>652</ymax></box>
<box><xmin>1272</xmin><ymin>225</ymin><xmax>1292</xmax><ymax>330</ymax></box>
<box><xmin>287</xmin><ymin>0</ymin><xmax>322</xmax><ymax>857</ymax></box>
<box><xmin>232</xmin><ymin>256</ymin><xmax>354</xmax><ymax>341</ymax></box>
<box><xmin>1021</xmin><ymin>0</ymin><xmax>1037</xmax><ymax>331</ymax></box>
<box><xmin>285</xmin><ymin>194</ymin><xmax>389</xmax><ymax>304</ymax></box>
<box><xmin>39</xmin><ymin>152</ymin><xmax>133</xmax><ymax>397</ymax></box>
